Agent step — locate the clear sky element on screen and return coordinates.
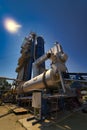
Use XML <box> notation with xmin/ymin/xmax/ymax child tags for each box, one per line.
<box><xmin>0</xmin><ymin>0</ymin><xmax>87</xmax><ymax>79</ymax></box>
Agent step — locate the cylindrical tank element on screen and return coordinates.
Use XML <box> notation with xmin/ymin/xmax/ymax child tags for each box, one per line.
<box><xmin>34</xmin><ymin>36</ymin><xmax>45</xmax><ymax>76</ymax></box>
<box><xmin>18</xmin><ymin>69</ymin><xmax>60</xmax><ymax>93</ymax></box>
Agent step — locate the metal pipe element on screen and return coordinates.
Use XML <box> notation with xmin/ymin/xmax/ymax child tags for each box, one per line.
<box><xmin>0</xmin><ymin>76</ymin><xmax>22</xmax><ymax>82</ymax></box>
<box><xmin>19</xmin><ymin>69</ymin><xmax>60</xmax><ymax>93</ymax></box>
<box><xmin>33</xmin><ymin>53</ymin><xmax>51</xmax><ymax>66</ymax></box>
<box><xmin>33</xmin><ymin>53</ymin><xmax>51</xmax><ymax>77</ymax></box>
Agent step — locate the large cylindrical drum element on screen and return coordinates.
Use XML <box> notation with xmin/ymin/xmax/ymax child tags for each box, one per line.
<box><xmin>20</xmin><ymin>69</ymin><xmax>60</xmax><ymax>93</ymax></box>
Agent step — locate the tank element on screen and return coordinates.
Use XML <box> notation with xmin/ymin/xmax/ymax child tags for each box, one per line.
<box><xmin>18</xmin><ymin>69</ymin><xmax>60</xmax><ymax>93</ymax></box>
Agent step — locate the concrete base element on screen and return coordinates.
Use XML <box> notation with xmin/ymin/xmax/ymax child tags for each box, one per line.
<box><xmin>13</xmin><ymin>107</ymin><xmax>28</xmax><ymax>114</ymax></box>
<box><xmin>18</xmin><ymin>110</ymin><xmax>87</xmax><ymax>130</ymax></box>
<box><xmin>18</xmin><ymin>117</ymin><xmax>51</xmax><ymax>130</ymax></box>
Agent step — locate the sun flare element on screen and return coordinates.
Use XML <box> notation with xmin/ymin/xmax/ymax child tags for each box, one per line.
<box><xmin>4</xmin><ymin>18</ymin><xmax>22</xmax><ymax>33</ymax></box>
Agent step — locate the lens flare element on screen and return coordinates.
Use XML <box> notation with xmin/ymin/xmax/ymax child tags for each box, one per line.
<box><xmin>4</xmin><ymin>18</ymin><xmax>22</xmax><ymax>33</ymax></box>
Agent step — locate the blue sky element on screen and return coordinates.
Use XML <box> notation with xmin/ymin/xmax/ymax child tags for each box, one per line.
<box><xmin>0</xmin><ymin>0</ymin><xmax>87</xmax><ymax>79</ymax></box>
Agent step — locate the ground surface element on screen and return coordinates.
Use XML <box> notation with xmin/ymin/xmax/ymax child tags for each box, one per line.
<box><xmin>0</xmin><ymin>104</ymin><xmax>30</xmax><ymax>130</ymax></box>
<box><xmin>0</xmin><ymin>104</ymin><xmax>87</xmax><ymax>130</ymax></box>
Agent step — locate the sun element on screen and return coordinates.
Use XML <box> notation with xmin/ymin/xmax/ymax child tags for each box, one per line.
<box><xmin>4</xmin><ymin>18</ymin><xmax>22</xmax><ymax>33</ymax></box>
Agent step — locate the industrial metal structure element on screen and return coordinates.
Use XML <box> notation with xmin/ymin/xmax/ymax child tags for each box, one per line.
<box><xmin>0</xmin><ymin>32</ymin><xmax>87</xmax><ymax>125</ymax></box>
<box><xmin>16</xmin><ymin>33</ymin><xmax>45</xmax><ymax>81</ymax></box>
<box><xmin>16</xmin><ymin>33</ymin><xmax>68</xmax><ymax>93</ymax></box>
<box><xmin>15</xmin><ymin>33</ymin><xmax>87</xmax><ymax>124</ymax></box>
